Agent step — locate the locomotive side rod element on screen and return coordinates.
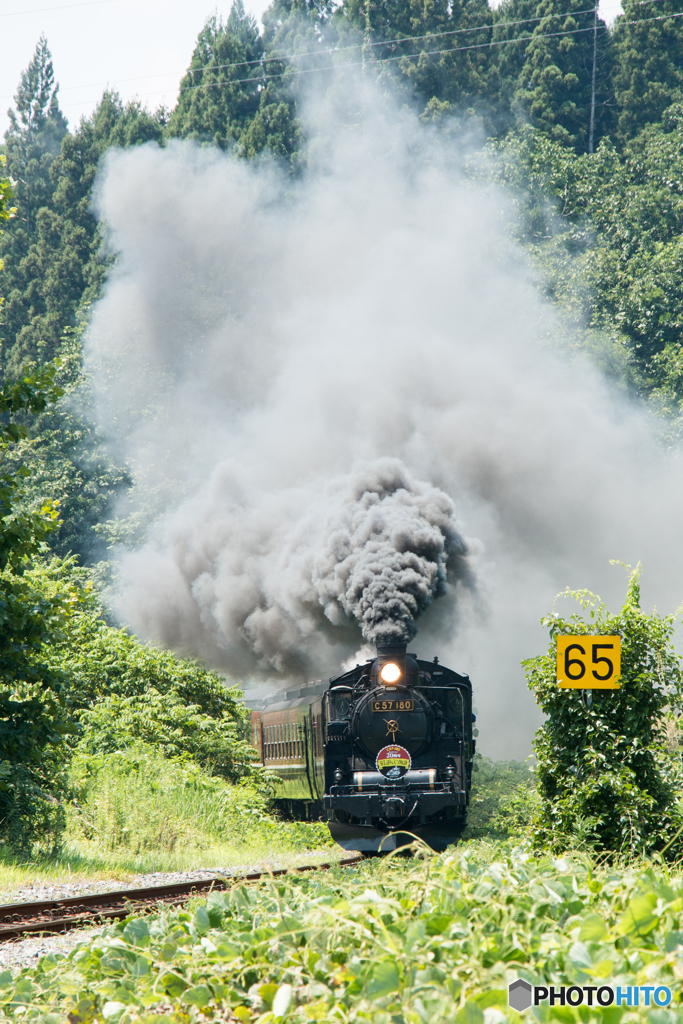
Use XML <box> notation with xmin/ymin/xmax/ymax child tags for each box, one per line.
<box><xmin>0</xmin><ymin>856</ymin><xmax>362</xmax><ymax>942</ymax></box>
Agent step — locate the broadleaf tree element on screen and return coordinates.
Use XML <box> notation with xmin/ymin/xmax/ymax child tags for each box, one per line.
<box><xmin>523</xmin><ymin>566</ymin><xmax>683</xmax><ymax>858</ymax></box>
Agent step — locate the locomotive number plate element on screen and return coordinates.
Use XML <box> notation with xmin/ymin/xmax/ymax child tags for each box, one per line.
<box><xmin>372</xmin><ymin>699</ymin><xmax>414</xmax><ymax>712</ymax></box>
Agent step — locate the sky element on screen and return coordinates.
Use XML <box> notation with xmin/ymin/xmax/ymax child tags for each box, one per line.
<box><xmin>0</xmin><ymin>0</ymin><xmax>623</xmax><ymax>137</ymax></box>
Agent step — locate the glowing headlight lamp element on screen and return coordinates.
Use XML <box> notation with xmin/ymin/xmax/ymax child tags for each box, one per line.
<box><xmin>380</xmin><ymin>662</ymin><xmax>401</xmax><ymax>684</ymax></box>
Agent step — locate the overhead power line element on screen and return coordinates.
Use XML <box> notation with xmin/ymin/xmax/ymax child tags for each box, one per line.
<box><xmin>0</xmin><ymin>0</ymin><xmax>608</xmax><ymax>104</ymax></box>
<box><xmin>171</xmin><ymin>3</ymin><xmax>683</xmax><ymax>97</ymax></box>
<box><xmin>3</xmin><ymin>0</ymin><xmax>678</xmax><ymax>114</ymax></box>
<box><xmin>0</xmin><ymin>0</ymin><xmax>668</xmax><ymax>101</ymax></box>
<box><xmin>176</xmin><ymin>0</ymin><xmax>668</xmax><ymax>82</ymax></box>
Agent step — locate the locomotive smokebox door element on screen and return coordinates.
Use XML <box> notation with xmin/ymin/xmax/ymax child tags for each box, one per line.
<box><xmin>351</xmin><ymin>687</ymin><xmax>432</xmax><ymax>759</ymax></box>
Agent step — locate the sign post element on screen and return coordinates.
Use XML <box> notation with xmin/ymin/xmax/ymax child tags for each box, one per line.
<box><xmin>556</xmin><ymin>636</ymin><xmax>621</xmax><ymax>705</ymax></box>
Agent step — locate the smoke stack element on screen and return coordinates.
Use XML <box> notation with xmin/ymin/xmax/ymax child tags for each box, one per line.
<box><xmin>376</xmin><ymin>640</ymin><xmax>407</xmax><ymax>660</ymax></box>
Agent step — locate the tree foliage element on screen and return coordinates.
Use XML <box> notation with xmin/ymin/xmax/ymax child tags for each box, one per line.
<box><xmin>513</xmin><ymin>0</ymin><xmax>612</xmax><ymax>152</ymax></box>
<box><xmin>612</xmin><ymin>0</ymin><xmax>683</xmax><ymax>144</ymax></box>
<box><xmin>75</xmin><ymin>689</ymin><xmax>256</xmax><ymax>781</ymax></box>
<box><xmin>0</xmin><ymin>168</ymin><xmax>72</xmax><ymax>853</ymax></box>
<box><xmin>1</xmin><ymin>47</ymin><xmax>164</xmax><ymax>376</ymax></box>
<box><xmin>166</xmin><ymin>2</ymin><xmax>300</xmax><ymax>160</ymax></box>
<box><xmin>33</xmin><ymin>558</ymin><xmax>254</xmax><ymax>773</ymax></box>
<box><xmin>524</xmin><ymin>566</ymin><xmax>683</xmax><ymax>858</ymax></box>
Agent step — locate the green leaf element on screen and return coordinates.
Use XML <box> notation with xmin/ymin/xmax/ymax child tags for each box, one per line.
<box><xmin>425</xmin><ymin>914</ymin><xmax>452</xmax><ymax>935</ymax></box>
<box><xmin>160</xmin><ymin>972</ymin><xmax>188</xmax><ymax>997</ymax></box>
<box><xmin>663</xmin><ymin>930</ymin><xmax>683</xmax><ymax>953</ymax></box>
<box><xmin>475</xmin><ymin>990</ymin><xmax>508</xmax><ymax>1009</ymax></box>
<box><xmin>617</xmin><ymin>894</ymin><xmax>658</xmax><ymax>937</ymax></box>
<box><xmin>579</xmin><ymin>914</ymin><xmax>608</xmax><ymax>941</ymax></box>
<box><xmin>215</xmin><ymin>942</ymin><xmax>240</xmax><ymax>960</ymax></box>
<box><xmin>122</xmin><ymin>918</ymin><xmax>150</xmax><ymax>946</ymax></box>
<box><xmin>455</xmin><ymin>1000</ymin><xmax>485</xmax><ymax>1024</ymax></box>
<box><xmin>272</xmin><ymin>984</ymin><xmax>293</xmax><ymax>1019</ymax></box>
<box><xmin>259</xmin><ymin>983</ymin><xmax>279</xmax><ymax>1009</ymax></box>
<box><xmin>182</xmin><ymin>984</ymin><xmax>212</xmax><ymax>1008</ymax></box>
<box><xmin>366</xmin><ymin>960</ymin><xmax>400</xmax><ymax>998</ymax></box>
<box><xmin>132</xmin><ymin>956</ymin><xmax>149</xmax><ymax>977</ymax></box>
<box><xmin>550</xmin><ymin>1008</ymin><xmax>574</xmax><ymax>1024</ymax></box>
<box><xmin>101</xmin><ymin>1003</ymin><xmax>127</xmax><ymax>1020</ymax></box>
<box><xmin>194</xmin><ymin>905</ymin><xmax>211</xmax><ymax>934</ymax></box>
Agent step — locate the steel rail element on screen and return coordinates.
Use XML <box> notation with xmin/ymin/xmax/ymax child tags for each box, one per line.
<box><xmin>0</xmin><ymin>856</ymin><xmax>362</xmax><ymax>942</ymax></box>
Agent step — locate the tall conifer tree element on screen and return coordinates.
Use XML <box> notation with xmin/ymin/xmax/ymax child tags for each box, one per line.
<box><xmin>3</xmin><ymin>35</ymin><xmax>68</xmax><ymax>239</ymax></box>
<box><xmin>612</xmin><ymin>0</ymin><xmax>683</xmax><ymax>144</ymax></box>
<box><xmin>513</xmin><ymin>0</ymin><xmax>612</xmax><ymax>151</ymax></box>
<box><xmin>166</xmin><ymin>0</ymin><xmax>299</xmax><ymax>158</ymax></box>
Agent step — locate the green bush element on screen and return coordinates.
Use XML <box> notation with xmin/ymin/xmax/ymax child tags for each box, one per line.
<box><xmin>75</xmin><ymin>688</ymin><xmax>257</xmax><ymax>782</ymax></box>
<box><xmin>0</xmin><ymin>296</ymin><xmax>75</xmax><ymax>855</ymax></box>
<box><xmin>22</xmin><ymin>558</ymin><xmax>258</xmax><ymax>776</ymax></box>
<box><xmin>68</xmin><ymin>743</ymin><xmax>332</xmax><ymax>856</ymax></box>
<box><xmin>463</xmin><ymin>754</ymin><xmax>539</xmax><ymax>840</ymax></box>
<box><xmin>524</xmin><ymin>565</ymin><xmax>683</xmax><ymax>858</ymax></box>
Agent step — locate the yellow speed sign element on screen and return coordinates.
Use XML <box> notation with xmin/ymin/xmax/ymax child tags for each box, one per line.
<box><xmin>556</xmin><ymin>635</ymin><xmax>621</xmax><ymax>689</ymax></box>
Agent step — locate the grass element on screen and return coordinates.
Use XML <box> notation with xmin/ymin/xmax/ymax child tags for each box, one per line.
<box><xmin>462</xmin><ymin>754</ymin><xmax>539</xmax><ymax>841</ymax></box>
<box><xmin>4</xmin><ymin>839</ymin><xmax>683</xmax><ymax>1022</ymax></box>
<box><xmin>0</xmin><ymin>752</ymin><xmax>535</xmax><ymax>899</ymax></box>
<box><xmin>0</xmin><ymin>745</ymin><xmax>336</xmax><ymax>901</ymax></box>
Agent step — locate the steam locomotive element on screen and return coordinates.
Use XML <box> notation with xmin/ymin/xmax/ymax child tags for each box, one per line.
<box><xmin>247</xmin><ymin>641</ymin><xmax>475</xmax><ymax>852</ymax></box>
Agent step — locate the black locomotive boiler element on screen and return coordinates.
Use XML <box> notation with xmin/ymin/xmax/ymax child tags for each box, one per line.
<box><xmin>247</xmin><ymin>641</ymin><xmax>475</xmax><ymax>852</ymax></box>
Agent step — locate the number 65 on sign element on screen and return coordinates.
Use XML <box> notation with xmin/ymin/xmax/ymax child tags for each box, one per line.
<box><xmin>556</xmin><ymin>636</ymin><xmax>621</xmax><ymax>689</ymax></box>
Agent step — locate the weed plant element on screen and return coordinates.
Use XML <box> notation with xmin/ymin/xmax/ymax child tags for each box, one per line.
<box><xmin>67</xmin><ymin>743</ymin><xmax>332</xmax><ymax>860</ymax></box>
<box><xmin>463</xmin><ymin>755</ymin><xmax>539</xmax><ymax>841</ymax></box>
<box><xmin>5</xmin><ymin>840</ymin><xmax>683</xmax><ymax>1022</ymax></box>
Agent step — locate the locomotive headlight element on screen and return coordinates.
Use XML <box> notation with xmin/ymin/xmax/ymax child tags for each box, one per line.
<box><xmin>380</xmin><ymin>662</ymin><xmax>401</xmax><ymax>684</ymax></box>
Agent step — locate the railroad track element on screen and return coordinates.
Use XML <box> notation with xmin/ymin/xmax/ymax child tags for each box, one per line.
<box><xmin>0</xmin><ymin>856</ymin><xmax>362</xmax><ymax>942</ymax></box>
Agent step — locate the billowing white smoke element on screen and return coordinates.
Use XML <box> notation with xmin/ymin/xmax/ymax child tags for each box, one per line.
<box><xmin>85</xmin><ymin>83</ymin><xmax>683</xmax><ymax>757</ymax></box>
